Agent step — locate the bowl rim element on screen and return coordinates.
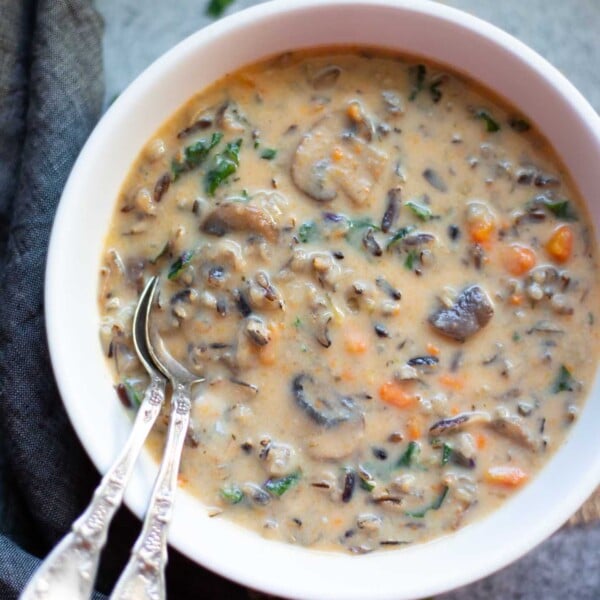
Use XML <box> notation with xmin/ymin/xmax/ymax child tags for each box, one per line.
<box><xmin>45</xmin><ymin>1</ymin><xmax>600</xmax><ymax>598</ymax></box>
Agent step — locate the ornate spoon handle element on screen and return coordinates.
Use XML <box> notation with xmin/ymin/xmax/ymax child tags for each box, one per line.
<box><xmin>20</xmin><ymin>376</ymin><xmax>166</xmax><ymax>600</ymax></box>
<box><xmin>109</xmin><ymin>382</ymin><xmax>191</xmax><ymax>600</ymax></box>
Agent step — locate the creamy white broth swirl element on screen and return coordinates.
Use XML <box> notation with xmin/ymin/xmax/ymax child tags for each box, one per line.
<box><xmin>99</xmin><ymin>48</ymin><xmax>599</xmax><ymax>553</ymax></box>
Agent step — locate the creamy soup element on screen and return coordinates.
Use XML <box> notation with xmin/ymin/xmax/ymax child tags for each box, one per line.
<box><xmin>98</xmin><ymin>48</ymin><xmax>599</xmax><ymax>553</ymax></box>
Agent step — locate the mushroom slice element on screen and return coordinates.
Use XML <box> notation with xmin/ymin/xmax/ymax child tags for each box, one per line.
<box><xmin>306</xmin><ymin>418</ymin><xmax>365</xmax><ymax>460</ymax></box>
<box><xmin>201</xmin><ymin>202</ymin><xmax>278</xmax><ymax>242</ymax></box>
<box><xmin>291</xmin><ymin>111</ymin><xmax>388</xmax><ymax>205</ymax></box>
<box><xmin>310</xmin><ymin>65</ymin><xmax>342</xmax><ymax>89</ymax></box>
<box><xmin>292</xmin><ymin>373</ymin><xmax>362</xmax><ymax>428</ymax></box>
<box><xmin>489</xmin><ymin>415</ymin><xmax>540</xmax><ymax>451</ymax></box>
<box><xmin>429</xmin><ymin>411</ymin><xmax>491</xmax><ymax>436</ymax></box>
<box><xmin>429</xmin><ymin>285</ymin><xmax>494</xmax><ymax>342</ymax></box>
<box><xmin>244</xmin><ymin>316</ymin><xmax>271</xmax><ymax>347</ymax></box>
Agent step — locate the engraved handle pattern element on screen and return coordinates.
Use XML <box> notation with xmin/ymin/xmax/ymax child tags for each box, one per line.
<box><xmin>20</xmin><ymin>376</ymin><xmax>166</xmax><ymax>600</ymax></box>
<box><xmin>110</xmin><ymin>382</ymin><xmax>191</xmax><ymax>600</ymax></box>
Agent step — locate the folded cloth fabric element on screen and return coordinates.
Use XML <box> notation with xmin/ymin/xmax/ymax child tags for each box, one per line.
<box><xmin>0</xmin><ymin>1</ymin><xmax>244</xmax><ymax>597</ymax></box>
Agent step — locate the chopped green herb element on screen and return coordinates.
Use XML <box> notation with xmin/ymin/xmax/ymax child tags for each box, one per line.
<box><xmin>301</xmin><ymin>344</ymin><xmax>308</xmax><ymax>353</ymax></box>
<box><xmin>253</xmin><ymin>140</ymin><xmax>260</xmax><ymax>149</ymax></box>
<box><xmin>475</xmin><ymin>109</ymin><xmax>500</xmax><ymax>133</ymax></box>
<box><xmin>260</xmin><ymin>148</ymin><xmax>277</xmax><ymax>160</ymax></box>
<box><xmin>404</xmin><ymin>250</ymin><xmax>418</xmax><ymax>270</ymax></box>
<box><xmin>205</xmin><ymin>138</ymin><xmax>242</xmax><ymax>196</ymax></box>
<box><xmin>123</xmin><ymin>380</ymin><xmax>142</xmax><ymax>410</ymax></box>
<box><xmin>509</xmin><ymin>117</ymin><xmax>531</xmax><ymax>132</ymax></box>
<box><xmin>293</xmin><ymin>316</ymin><xmax>302</xmax><ymax>328</ymax></box>
<box><xmin>406</xmin><ymin>200</ymin><xmax>435</xmax><ymax>221</ymax></box>
<box><xmin>512</xmin><ymin>331</ymin><xmax>521</xmax><ymax>342</ymax></box>
<box><xmin>220</xmin><ymin>484</ymin><xmax>244</xmax><ymax>504</ymax></box>
<box><xmin>264</xmin><ymin>471</ymin><xmax>301</xmax><ymax>497</ymax></box>
<box><xmin>408</xmin><ymin>64</ymin><xmax>427</xmax><ymax>101</ymax></box>
<box><xmin>171</xmin><ymin>132</ymin><xmax>222</xmax><ymax>180</ymax></box>
<box><xmin>396</xmin><ymin>441</ymin><xmax>420</xmax><ymax>468</ymax></box>
<box><xmin>588</xmin><ymin>312</ymin><xmax>595</xmax><ymax>326</ymax></box>
<box><xmin>168</xmin><ymin>250</ymin><xmax>193</xmax><ymax>280</ymax></box>
<box><xmin>346</xmin><ymin>217</ymin><xmax>379</xmax><ymax>232</ymax></box>
<box><xmin>386</xmin><ymin>225</ymin><xmax>415</xmax><ymax>249</ymax></box>
<box><xmin>530</xmin><ymin>196</ymin><xmax>578</xmax><ymax>221</ymax></box>
<box><xmin>406</xmin><ymin>486</ymin><xmax>449</xmax><ymax>518</ymax></box>
<box><xmin>359</xmin><ymin>477</ymin><xmax>376</xmax><ymax>492</ymax></box>
<box><xmin>298</xmin><ymin>221</ymin><xmax>319</xmax><ymax>243</ymax></box>
<box><xmin>344</xmin><ymin>216</ymin><xmax>379</xmax><ymax>247</ymax></box>
<box><xmin>441</xmin><ymin>443</ymin><xmax>453</xmax><ymax>466</ymax></box>
<box><xmin>552</xmin><ymin>365</ymin><xmax>576</xmax><ymax>393</ymax></box>
<box><xmin>206</xmin><ymin>0</ymin><xmax>235</xmax><ymax>18</ymax></box>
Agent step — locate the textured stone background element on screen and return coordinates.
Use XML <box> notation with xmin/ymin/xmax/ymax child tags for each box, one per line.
<box><xmin>96</xmin><ymin>1</ymin><xmax>600</xmax><ymax>598</ymax></box>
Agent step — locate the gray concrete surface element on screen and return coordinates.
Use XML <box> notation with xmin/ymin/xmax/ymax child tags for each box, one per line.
<box><xmin>95</xmin><ymin>1</ymin><xmax>600</xmax><ymax>598</ymax></box>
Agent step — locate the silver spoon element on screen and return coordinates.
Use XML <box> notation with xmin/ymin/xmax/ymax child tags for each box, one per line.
<box><xmin>110</xmin><ymin>279</ymin><xmax>204</xmax><ymax>600</ymax></box>
<box><xmin>20</xmin><ymin>276</ymin><xmax>167</xmax><ymax>600</ymax></box>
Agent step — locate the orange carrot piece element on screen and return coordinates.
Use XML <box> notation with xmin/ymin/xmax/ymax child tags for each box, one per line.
<box><xmin>340</xmin><ymin>368</ymin><xmax>355</xmax><ymax>382</ymax></box>
<box><xmin>344</xmin><ymin>331</ymin><xmax>367</xmax><ymax>354</ymax></box>
<box><xmin>485</xmin><ymin>466</ymin><xmax>528</xmax><ymax>487</ymax></box>
<box><xmin>502</xmin><ymin>244</ymin><xmax>536</xmax><ymax>276</ymax></box>
<box><xmin>257</xmin><ymin>324</ymin><xmax>278</xmax><ymax>365</ymax></box>
<box><xmin>426</xmin><ymin>343</ymin><xmax>440</xmax><ymax>356</ymax></box>
<box><xmin>438</xmin><ymin>373</ymin><xmax>465</xmax><ymax>390</ymax></box>
<box><xmin>546</xmin><ymin>225</ymin><xmax>573</xmax><ymax>263</ymax></box>
<box><xmin>407</xmin><ymin>416</ymin><xmax>422</xmax><ymax>440</ymax></box>
<box><xmin>509</xmin><ymin>294</ymin><xmax>524</xmax><ymax>306</ymax></box>
<box><xmin>469</xmin><ymin>219</ymin><xmax>494</xmax><ymax>244</ymax></box>
<box><xmin>476</xmin><ymin>433</ymin><xmax>487</xmax><ymax>450</ymax></box>
<box><xmin>331</xmin><ymin>146</ymin><xmax>344</xmax><ymax>162</ymax></box>
<box><xmin>379</xmin><ymin>381</ymin><xmax>417</xmax><ymax>409</ymax></box>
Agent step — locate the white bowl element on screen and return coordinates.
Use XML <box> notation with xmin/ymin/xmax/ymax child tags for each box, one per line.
<box><xmin>45</xmin><ymin>1</ymin><xmax>600</xmax><ymax>598</ymax></box>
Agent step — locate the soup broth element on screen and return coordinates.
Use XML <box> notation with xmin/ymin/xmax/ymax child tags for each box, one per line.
<box><xmin>99</xmin><ymin>48</ymin><xmax>599</xmax><ymax>553</ymax></box>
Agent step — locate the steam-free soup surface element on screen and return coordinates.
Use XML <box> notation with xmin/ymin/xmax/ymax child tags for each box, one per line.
<box><xmin>99</xmin><ymin>49</ymin><xmax>599</xmax><ymax>553</ymax></box>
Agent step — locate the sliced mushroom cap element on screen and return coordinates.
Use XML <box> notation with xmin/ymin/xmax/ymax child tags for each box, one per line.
<box><xmin>489</xmin><ymin>415</ymin><xmax>540</xmax><ymax>451</ymax></box>
<box><xmin>244</xmin><ymin>316</ymin><xmax>271</xmax><ymax>347</ymax></box>
<box><xmin>292</xmin><ymin>373</ymin><xmax>362</xmax><ymax>428</ymax></box>
<box><xmin>314</xmin><ymin>310</ymin><xmax>332</xmax><ymax>348</ymax></box>
<box><xmin>429</xmin><ymin>285</ymin><xmax>494</xmax><ymax>342</ymax></box>
<box><xmin>306</xmin><ymin>418</ymin><xmax>365</xmax><ymax>460</ymax></box>
<box><xmin>291</xmin><ymin>111</ymin><xmax>387</xmax><ymax>205</ymax></box>
<box><xmin>310</xmin><ymin>65</ymin><xmax>342</xmax><ymax>89</ymax></box>
<box><xmin>201</xmin><ymin>202</ymin><xmax>279</xmax><ymax>242</ymax></box>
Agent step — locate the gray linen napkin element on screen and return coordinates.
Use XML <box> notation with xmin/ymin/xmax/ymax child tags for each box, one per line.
<box><xmin>0</xmin><ymin>0</ymin><xmax>244</xmax><ymax>597</ymax></box>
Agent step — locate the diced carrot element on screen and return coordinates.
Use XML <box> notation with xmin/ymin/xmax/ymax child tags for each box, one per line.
<box><xmin>340</xmin><ymin>368</ymin><xmax>355</xmax><ymax>382</ymax></box>
<box><xmin>450</xmin><ymin>405</ymin><xmax>460</xmax><ymax>416</ymax></box>
<box><xmin>476</xmin><ymin>433</ymin><xmax>487</xmax><ymax>450</ymax></box>
<box><xmin>407</xmin><ymin>416</ymin><xmax>422</xmax><ymax>440</ymax></box>
<box><xmin>347</xmin><ymin>102</ymin><xmax>361</xmax><ymax>122</ymax></box>
<box><xmin>331</xmin><ymin>516</ymin><xmax>344</xmax><ymax>527</ymax></box>
<box><xmin>438</xmin><ymin>373</ymin><xmax>465</xmax><ymax>390</ymax></box>
<box><xmin>257</xmin><ymin>324</ymin><xmax>278</xmax><ymax>365</ymax></box>
<box><xmin>509</xmin><ymin>294</ymin><xmax>524</xmax><ymax>306</ymax></box>
<box><xmin>379</xmin><ymin>381</ymin><xmax>417</xmax><ymax>409</ymax></box>
<box><xmin>468</xmin><ymin>217</ymin><xmax>494</xmax><ymax>244</ymax></box>
<box><xmin>546</xmin><ymin>225</ymin><xmax>573</xmax><ymax>263</ymax></box>
<box><xmin>485</xmin><ymin>466</ymin><xmax>528</xmax><ymax>487</ymax></box>
<box><xmin>344</xmin><ymin>331</ymin><xmax>367</xmax><ymax>354</ymax></box>
<box><xmin>426</xmin><ymin>343</ymin><xmax>440</xmax><ymax>356</ymax></box>
<box><xmin>502</xmin><ymin>244</ymin><xmax>536</xmax><ymax>276</ymax></box>
<box><xmin>331</xmin><ymin>146</ymin><xmax>344</xmax><ymax>162</ymax></box>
